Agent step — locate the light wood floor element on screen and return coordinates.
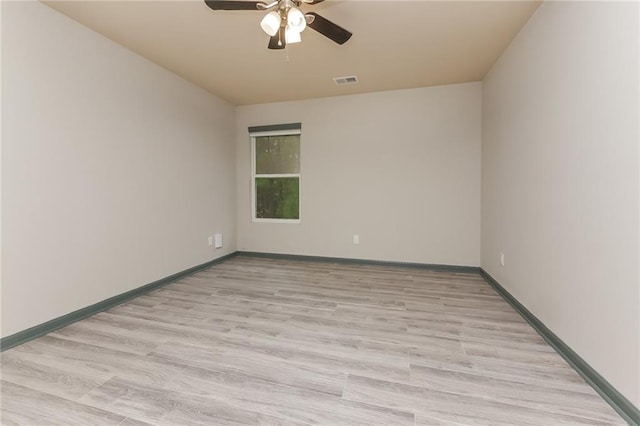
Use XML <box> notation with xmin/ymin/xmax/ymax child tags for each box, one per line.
<box><xmin>1</xmin><ymin>256</ymin><xmax>625</xmax><ymax>425</ymax></box>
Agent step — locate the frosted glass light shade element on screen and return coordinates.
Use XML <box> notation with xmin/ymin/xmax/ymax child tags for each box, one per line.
<box><xmin>285</xmin><ymin>26</ymin><xmax>301</xmax><ymax>44</ymax></box>
<box><xmin>260</xmin><ymin>11</ymin><xmax>281</xmax><ymax>36</ymax></box>
<box><xmin>287</xmin><ymin>7</ymin><xmax>306</xmax><ymax>33</ymax></box>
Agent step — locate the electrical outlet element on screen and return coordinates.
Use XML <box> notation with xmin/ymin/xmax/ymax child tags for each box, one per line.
<box><xmin>353</xmin><ymin>234</ymin><xmax>360</xmax><ymax>245</ymax></box>
<box><xmin>500</xmin><ymin>252</ymin><xmax>505</xmax><ymax>267</ymax></box>
<box><xmin>208</xmin><ymin>236</ymin><xmax>213</xmax><ymax>246</ymax></box>
<box><xmin>214</xmin><ymin>233</ymin><xmax>223</xmax><ymax>249</ymax></box>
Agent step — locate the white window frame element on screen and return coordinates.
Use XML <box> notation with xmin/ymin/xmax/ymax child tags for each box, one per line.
<box><xmin>250</xmin><ymin>129</ymin><xmax>301</xmax><ymax>224</ymax></box>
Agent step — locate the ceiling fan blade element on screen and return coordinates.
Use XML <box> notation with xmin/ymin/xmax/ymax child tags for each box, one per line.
<box><xmin>268</xmin><ymin>27</ymin><xmax>286</xmax><ymax>50</ymax></box>
<box><xmin>306</xmin><ymin>12</ymin><xmax>352</xmax><ymax>45</ymax></box>
<box><xmin>302</xmin><ymin>0</ymin><xmax>325</xmax><ymax>4</ymax></box>
<box><xmin>204</xmin><ymin>1</ymin><xmax>264</xmax><ymax>11</ymax></box>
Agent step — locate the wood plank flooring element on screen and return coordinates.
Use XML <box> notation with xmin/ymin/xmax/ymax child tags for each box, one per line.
<box><xmin>0</xmin><ymin>256</ymin><xmax>626</xmax><ymax>425</ymax></box>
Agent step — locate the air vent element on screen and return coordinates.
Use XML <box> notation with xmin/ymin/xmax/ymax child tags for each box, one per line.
<box><xmin>333</xmin><ymin>75</ymin><xmax>358</xmax><ymax>86</ymax></box>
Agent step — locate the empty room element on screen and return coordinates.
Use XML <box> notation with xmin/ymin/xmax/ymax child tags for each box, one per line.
<box><xmin>1</xmin><ymin>0</ymin><xmax>638</xmax><ymax>424</ymax></box>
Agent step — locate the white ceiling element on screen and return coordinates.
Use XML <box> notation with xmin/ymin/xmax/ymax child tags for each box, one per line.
<box><xmin>44</xmin><ymin>0</ymin><xmax>541</xmax><ymax>105</ymax></box>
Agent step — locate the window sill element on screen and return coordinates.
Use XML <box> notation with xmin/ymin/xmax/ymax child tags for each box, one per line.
<box><xmin>252</xmin><ymin>218</ymin><xmax>301</xmax><ymax>224</ymax></box>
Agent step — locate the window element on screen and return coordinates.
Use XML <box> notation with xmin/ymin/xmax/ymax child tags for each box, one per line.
<box><xmin>250</xmin><ymin>126</ymin><xmax>300</xmax><ymax>222</ymax></box>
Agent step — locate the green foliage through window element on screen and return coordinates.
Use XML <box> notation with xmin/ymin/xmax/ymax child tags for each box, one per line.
<box><xmin>255</xmin><ymin>178</ymin><xmax>299</xmax><ymax>219</ymax></box>
<box><xmin>252</xmin><ymin>132</ymin><xmax>301</xmax><ymax>221</ymax></box>
<box><xmin>255</xmin><ymin>136</ymin><xmax>300</xmax><ymax>174</ymax></box>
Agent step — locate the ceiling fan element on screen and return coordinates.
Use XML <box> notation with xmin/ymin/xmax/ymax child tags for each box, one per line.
<box><xmin>204</xmin><ymin>0</ymin><xmax>352</xmax><ymax>50</ymax></box>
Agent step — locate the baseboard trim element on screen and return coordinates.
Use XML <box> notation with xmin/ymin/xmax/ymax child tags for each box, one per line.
<box><xmin>236</xmin><ymin>251</ymin><xmax>480</xmax><ymax>274</ymax></box>
<box><xmin>479</xmin><ymin>269</ymin><xmax>639</xmax><ymax>425</ymax></box>
<box><xmin>0</xmin><ymin>252</ymin><xmax>238</xmax><ymax>352</ymax></box>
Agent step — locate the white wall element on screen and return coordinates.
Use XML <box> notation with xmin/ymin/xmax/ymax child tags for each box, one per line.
<box><xmin>0</xmin><ymin>1</ymin><xmax>4</xmax><ymax>328</ymax></box>
<box><xmin>1</xmin><ymin>1</ymin><xmax>237</xmax><ymax>337</ymax></box>
<box><xmin>482</xmin><ymin>1</ymin><xmax>639</xmax><ymax>407</ymax></box>
<box><xmin>237</xmin><ymin>83</ymin><xmax>481</xmax><ymax>266</ymax></box>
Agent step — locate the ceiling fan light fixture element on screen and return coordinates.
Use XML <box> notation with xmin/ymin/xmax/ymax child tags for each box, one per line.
<box><xmin>285</xmin><ymin>25</ymin><xmax>302</xmax><ymax>43</ymax></box>
<box><xmin>204</xmin><ymin>0</ymin><xmax>353</xmax><ymax>49</ymax></box>
<box><xmin>287</xmin><ymin>6</ymin><xmax>306</xmax><ymax>33</ymax></box>
<box><xmin>260</xmin><ymin>11</ymin><xmax>281</xmax><ymax>36</ymax></box>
